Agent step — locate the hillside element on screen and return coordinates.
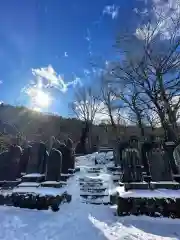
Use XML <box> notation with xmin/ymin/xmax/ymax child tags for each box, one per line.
<box><xmin>0</xmin><ymin>103</ymin><xmax>164</xmax><ymax>147</ymax></box>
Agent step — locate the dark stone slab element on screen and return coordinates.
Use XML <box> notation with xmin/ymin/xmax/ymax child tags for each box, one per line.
<box><xmin>22</xmin><ymin>174</ymin><xmax>45</xmax><ymax>183</ymax></box>
<box><xmin>41</xmin><ymin>181</ymin><xmax>66</xmax><ymax>188</ymax></box>
<box><xmin>153</xmin><ymin>182</ymin><xmax>180</xmax><ymax>190</ymax></box>
<box><xmin>46</xmin><ymin>149</ymin><xmax>62</xmax><ymax>182</ymax></box>
<box><xmin>124</xmin><ymin>182</ymin><xmax>149</xmax><ymax>191</ymax></box>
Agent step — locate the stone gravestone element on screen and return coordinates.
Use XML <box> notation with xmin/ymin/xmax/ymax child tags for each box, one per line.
<box><xmin>8</xmin><ymin>145</ymin><xmax>22</xmax><ymax>180</ymax></box>
<box><xmin>18</xmin><ymin>145</ymin><xmax>32</xmax><ymax>176</ymax></box>
<box><xmin>66</xmin><ymin>138</ymin><xmax>75</xmax><ymax>170</ymax></box>
<box><xmin>141</xmin><ymin>136</ymin><xmax>155</xmax><ymax>176</ymax></box>
<box><xmin>164</xmin><ymin>141</ymin><xmax>179</xmax><ymax>174</ymax></box>
<box><xmin>0</xmin><ymin>145</ymin><xmax>22</xmax><ymax>181</ymax></box>
<box><xmin>118</xmin><ymin>140</ymin><xmax>129</xmax><ymax>168</ymax></box>
<box><xmin>26</xmin><ymin>142</ymin><xmax>48</xmax><ymax>174</ymax></box>
<box><xmin>66</xmin><ymin>138</ymin><xmax>73</xmax><ymax>149</ymax></box>
<box><xmin>37</xmin><ymin>142</ymin><xmax>48</xmax><ymax>174</ymax></box>
<box><xmin>46</xmin><ymin>148</ymin><xmax>62</xmax><ymax>181</ymax></box>
<box><xmin>148</xmin><ymin>142</ymin><xmax>173</xmax><ymax>181</ymax></box>
<box><xmin>122</xmin><ymin>137</ymin><xmax>143</xmax><ymax>182</ymax></box>
<box><xmin>75</xmin><ymin>123</ymin><xmax>89</xmax><ymax>154</ymax></box>
<box><xmin>57</xmin><ymin>143</ymin><xmax>69</xmax><ymax>174</ymax></box>
<box><xmin>173</xmin><ymin>143</ymin><xmax>180</xmax><ymax>174</ymax></box>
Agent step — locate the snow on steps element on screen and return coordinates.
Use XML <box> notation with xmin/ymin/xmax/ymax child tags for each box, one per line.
<box><xmin>78</xmin><ymin>167</ymin><xmax>111</xmax><ymax>205</ymax></box>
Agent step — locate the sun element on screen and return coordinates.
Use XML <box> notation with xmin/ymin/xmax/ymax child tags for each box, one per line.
<box><xmin>33</xmin><ymin>107</ymin><xmax>42</xmax><ymax>112</ymax></box>
<box><xmin>34</xmin><ymin>90</ymin><xmax>51</xmax><ymax>108</ymax></box>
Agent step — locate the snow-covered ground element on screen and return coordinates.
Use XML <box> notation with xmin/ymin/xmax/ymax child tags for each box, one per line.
<box><xmin>0</xmin><ymin>152</ymin><xmax>180</xmax><ymax>240</ymax></box>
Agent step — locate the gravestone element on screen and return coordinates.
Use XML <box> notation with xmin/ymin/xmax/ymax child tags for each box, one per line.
<box><xmin>75</xmin><ymin>123</ymin><xmax>89</xmax><ymax>154</ymax></box>
<box><xmin>0</xmin><ymin>145</ymin><xmax>22</xmax><ymax>181</ymax></box>
<box><xmin>49</xmin><ymin>136</ymin><xmax>56</xmax><ymax>151</ymax></box>
<box><xmin>141</xmin><ymin>136</ymin><xmax>155</xmax><ymax>176</ymax></box>
<box><xmin>173</xmin><ymin>142</ymin><xmax>180</xmax><ymax>174</ymax></box>
<box><xmin>46</xmin><ymin>148</ymin><xmax>62</xmax><ymax>181</ymax></box>
<box><xmin>66</xmin><ymin>138</ymin><xmax>73</xmax><ymax>149</ymax></box>
<box><xmin>26</xmin><ymin>142</ymin><xmax>48</xmax><ymax>174</ymax></box>
<box><xmin>148</xmin><ymin>142</ymin><xmax>173</xmax><ymax>181</ymax></box>
<box><xmin>118</xmin><ymin>140</ymin><xmax>129</xmax><ymax>168</ymax></box>
<box><xmin>122</xmin><ymin>137</ymin><xmax>143</xmax><ymax>182</ymax></box>
<box><xmin>18</xmin><ymin>145</ymin><xmax>32</xmax><ymax>175</ymax></box>
<box><xmin>66</xmin><ymin>138</ymin><xmax>75</xmax><ymax>170</ymax></box>
<box><xmin>8</xmin><ymin>145</ymin><xmax>22</xmax><ymax>180</ymax></box>
<box><xmin>57</xmin><ymin>143</ymin><xmax>69</xmax><ymax>174</ymax></box>
<box><xmin>164</xmin><ymin>141</ymin><xmax>179</xmax><ymax>174</ymax></box>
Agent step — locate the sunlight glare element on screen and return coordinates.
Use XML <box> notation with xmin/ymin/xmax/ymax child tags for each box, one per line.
<box><xmin>33</xmin><ymin>107</ymin><xmax>41</xmax><ymax>112</ymax></box>
<box><xmin>34</xmin><ymin>90</ymin><xmax>51</xmax><ymax>107</ymax></box>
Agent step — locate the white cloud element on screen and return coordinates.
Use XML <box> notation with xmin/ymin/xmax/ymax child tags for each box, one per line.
<box><xmin>133</xmin><ymin>7</ymin><xmax>149</xmax><ymax>16</ymax></box>
<box><xmin>103</xmin><ymin>5</ymin><xmax>119</xmax><ymax>19</ymax></box>
<box><xmin>64</xmin><ymin>52</ymin><xmax>68</xmax><ymax>57</ymax></box>
<box><xmin>135</xmin><ymin>0</ymin><xmax>180</xmax><ymax>41</ymax></box>
<box><xmin>23</xmin><ymin>65</ymin><xmax>82</xmax><ymax>110</ymax></box>
<box><xmin>84</xmin><ymin>69</ymin><xmax>91</xmax><ymax>76</ymax></box>
<box><xmin>31</xmin><ymin>65</ymin><xmax>81</xmax><ymax>93</ymax></box>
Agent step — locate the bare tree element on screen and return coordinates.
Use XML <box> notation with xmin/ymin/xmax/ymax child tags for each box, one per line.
<box><xmin>69</xmin><ymin>86</ymin><xmax>102</xmax><ymax>149</ymax></box>
<box><xmin>70</xmin><ymin>86</ymin><xmax>101</xmax><ymax>123</ymax></box>
<box><xmin>107</xmin><ymin>3</ymin><xmax>180</xmax><ymax>141</ymax></box>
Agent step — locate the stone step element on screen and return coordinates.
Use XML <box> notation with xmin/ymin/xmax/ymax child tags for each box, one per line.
<box><xmin>0</xmin><ymin>180</ymin><xmax>21</xmax><ymax>189</ymax></box>
<box><xmin>124</xmin><ymin>181</ymin><xmax>180</xmax><ymax>191</ymax></box>
<box><xmin>80</xmin><ymin>187</ymin><xmax>107</xmax><ymax>192</ymax></box>
<box><xmin>22</xmin><ymin>174</ymin><xmax>45</xmax><ymax>183</ymax></box>
<box><xmin>40</xmin><ymin>181</ymin><xmax>67</xmax><ymax>188</ymax></box>
<box><xmin>80</xmin><ymin>193</ymin><xmax>109</xmax><ymax>197</ymax></box>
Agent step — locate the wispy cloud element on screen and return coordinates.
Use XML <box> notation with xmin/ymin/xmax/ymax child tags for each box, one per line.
<box><xmin>103</xmin><ymin>4</ymin><xmax>119</xmax><ymax>19</ymax></box>
<box><xmin>133</xmin><ymin>7</ymin><xmax>149</xmax><ymax>16</ymax></box>
<box><xmin>64</xmin><ymin>52</ymin><xmax>68</xmax><ymax>57</ymax></box>
<box><xmin>31</xmin><ymin>65</ymin><xmax>81</xmax><ymax>93</ymax></box>
<box><xmin>135</xmin><ymin>0</ymin><xmax>180</xmax><ymax>41</ymax></box>
<box><xmin>22</xmin><ymin>65</ymin><xmax>82</xmax><ymax>110</ymax></box>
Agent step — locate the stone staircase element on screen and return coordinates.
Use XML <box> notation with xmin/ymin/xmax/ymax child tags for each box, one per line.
<box><xmin>79</xmin><ymin>166</ymin><xmax>110</xmax><ymax>205</ymax></box>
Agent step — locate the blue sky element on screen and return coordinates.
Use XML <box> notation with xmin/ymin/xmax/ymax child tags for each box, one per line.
<box><xmin>0</xmin><ymin>0</ymin><xmax>145</xmax><ymax>116</ymax></box>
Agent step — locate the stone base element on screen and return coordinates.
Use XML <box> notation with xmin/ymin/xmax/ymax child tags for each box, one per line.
<box><xmin>173</xmin><ymin>175</ymin><xmax>180</xmax><ymax>183</ymax></box>
<box><xmin>107</xmin><ymin>166</ymin><xmax>121</xmax><ymax>172</ymax></box>
<box><xmin>17</xmin><ymin>182</ymin><xmax>40</xmax><ymax>188</ymax></box>
<box><xmin>41</xmin><ymin>181</ymin><xmax>67</xmax><ymax>188</ymax></box>
<box><xmin>117</xmin><ymin>196</ymin><xmax>180</xmax><ymax>218</ymax></box>
<box><xmin>22</xmin><ymin>174</ymin><xmax>45</xmax><ymax>183</ymax></box>
<box><xmin>0</xmin><ymin>180</ymin><xmax>21</xmax><ymax>189</ymax></box>
<box><xmin>60</xmin><ymin>173</ymin><xmax>71</xmax><ymax>181</ymax></box>
<box><xmin>124</xmin><ymin>182</ymin><xmax>149</xmax><ymax>191</ymax></box>
<box><xmin>68</xmin><ymin>169</ymin><xmax>76</xmax><ymax>174</ymax></box>
<box><xmin>124</xmin><ymin>181</ymin><xmax>180</xmax><ymax>191</ymax></box>
<box><xmin>153</xmin><ymin>182</ymin><xmax>180</xmax><ymax>190</ymax></box>
<box><xmin>75</xmin><ymin>167</ymin><xmax>80</xmax><ymax>172</ymax></box>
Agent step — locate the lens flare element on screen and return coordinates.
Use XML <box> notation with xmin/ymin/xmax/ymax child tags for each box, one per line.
<box><xmin>34</xmin><ymin>90</ymin><xmax>51</xmax><ymax>107</ymax></box>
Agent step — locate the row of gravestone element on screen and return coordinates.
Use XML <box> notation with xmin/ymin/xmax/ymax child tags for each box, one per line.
<box><xmin>0</xmin><ymin>136</ymin><xmax>75</xmax><ymax>182</ymax></box>
<box><xmin>117</xmin><ymin>136</ymin><xmax>180</xmax><ymax>183</ymax></box>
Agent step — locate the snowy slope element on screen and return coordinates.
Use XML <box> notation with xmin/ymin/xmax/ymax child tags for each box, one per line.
<box><xmin>0</xmin><ymin>153</ymin><xmax>180</xmax><ymax>240</ymax></box>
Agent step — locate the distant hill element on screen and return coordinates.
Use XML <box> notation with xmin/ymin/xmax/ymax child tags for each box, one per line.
<box><xmin>0</xmin><ymin>103</ymin><xmax>164</xmax><ymax>147</ymax></box>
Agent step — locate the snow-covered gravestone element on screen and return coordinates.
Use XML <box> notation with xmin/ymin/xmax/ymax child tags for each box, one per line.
<box><xmin>46</xmin><ymin>148</ymin><xmax>62</xmax><ymax>181</ymax></box>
